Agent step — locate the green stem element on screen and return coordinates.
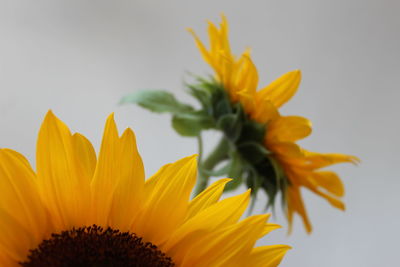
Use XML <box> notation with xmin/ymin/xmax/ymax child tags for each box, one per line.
<box><xmin>195</xmin><ymin>137</ymin><xmax>230</xmax><ymax>196</ymax></box>
<box><xmin>197</xmin><ymin>135</ymin><xmax>204</xmax><ymax>163</ymax></box>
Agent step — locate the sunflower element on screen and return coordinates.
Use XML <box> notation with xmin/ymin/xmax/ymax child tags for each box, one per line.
<box><xmin>189</xmin><ymin>15</ymin><xmax>359</xmax><ymax>233</ymax></box>
<box><xmin>0</xmin><ymin>111</ymin><xmax>289</xmax><ymax>266</ymax></box>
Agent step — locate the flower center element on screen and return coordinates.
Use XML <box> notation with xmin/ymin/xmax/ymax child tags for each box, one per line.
<box><xmin>20</xmin><ymin>225</ymin><xmax>174</xmax><ymax>267</ymax></box>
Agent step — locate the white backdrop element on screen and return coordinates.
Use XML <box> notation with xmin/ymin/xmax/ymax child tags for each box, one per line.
<box><xmin>0</xmin><ymin>1</ymin><xmax>399</xmax><ymax>266</ymax></box>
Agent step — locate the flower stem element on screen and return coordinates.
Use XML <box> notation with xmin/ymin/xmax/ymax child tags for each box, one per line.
<box><xmin>195</xmin><ymin>137</ymin><xmax>229</xmax><ymax>196</ymax></box>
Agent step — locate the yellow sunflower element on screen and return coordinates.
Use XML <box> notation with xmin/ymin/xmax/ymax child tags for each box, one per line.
<box><xmin>0</xmin><ymin>111</ymin><xmax>289</xmax><ymax>266</ymax></box>
<box><xmin>189</xmin><ymin>15</ymin><xmax>358</xmax><ymax>233</ymax></box>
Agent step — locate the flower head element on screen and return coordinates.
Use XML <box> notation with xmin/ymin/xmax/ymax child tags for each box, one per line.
<box><xmin>188</xmin><ymin>15</ymin><xmax>359</xmax><ymax>233</ymax></box>
<box><xmin>0</xmin><ymin>111</ymin><xmax>289</xmax><ymax>266</ymax></box>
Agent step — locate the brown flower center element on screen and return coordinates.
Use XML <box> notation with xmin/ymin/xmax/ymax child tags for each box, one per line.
<box><xmin>20</xmin><ymin>225</ymin><xmax>174</xmax><ymax>267</ymax></box>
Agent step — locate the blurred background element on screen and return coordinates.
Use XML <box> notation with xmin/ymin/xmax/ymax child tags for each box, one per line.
<box><xmin>0</xmin><ymin>0</ymin><xmax>398</xmax><ymax>266</ymax></box>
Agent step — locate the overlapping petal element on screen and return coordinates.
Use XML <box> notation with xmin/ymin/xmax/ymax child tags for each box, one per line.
<box><xmin>36</xmin><ymin>111</ymin><xmax>91</xmax><ymax>230</ymax></box>
<box><xmin>134</xmin><ymin>155</ymin><xmax>197</xmax><ymax>245</ymax></box>
<box><xmin>256</xmin><ymin>70</ymin><xmax>301</xmax><ymax>108</ymax></box>
<box><xmin>0</xmin><ymin>149</ymin><xmax>47</xmax><ymax>244</ymax></box>
<box><xmin>0</xmin><ymin>111</ymin><xmax>288</xmax><ymax>265</ymax></box>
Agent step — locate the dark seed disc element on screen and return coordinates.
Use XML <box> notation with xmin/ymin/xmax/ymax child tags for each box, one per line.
<box><xmin>21</xmin><ymin>225</ymin><xmax>174</xmax><ymax>267</ymax></box>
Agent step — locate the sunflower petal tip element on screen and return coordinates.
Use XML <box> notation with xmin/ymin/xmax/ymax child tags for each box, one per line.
<box><xmin>351</xmin><ymin>156</ymin><xmax>361</xmax><ymax>165</ymax></box>
<box><xmin>269</xmin><ymin>222</ymin><xmax>282</xmax><ymax>229</ymax></box>
<box><xmin>189</xmin><ymin>154</ymin><xmax>198</xmax><ymax>160</ymax></box>
<box><xmin>107</xmin><ymin>112</ymin><xmax>115</xmax><ymax>120</ymax></box>
<box><xmin>105</xmin><ymin>113</ymin><xmax>117</xmax><ymax>128</ymax></box>
<box><xmin>185</xmin><ymin>154</ymin><xmax>199</xmax><ymax>167</ymax></box>
<box><xmin>291</xmin><ymin>69</ymin><xmax>302</xmax><ymax>79</ymax></box>
<box><xmin>245</xmin><ymin>188</ymin><xmax>252</xmax><ymax>196</ymax></box>
<box><xmin>123</xmin><ymin>127</ymin><xmax>135</xmax><ymax>136</ymax></box>
<box><xmin>206</xmin><ymin>19</ymin><xmax>217</xmax><ymax>28</ymax></box>
<box><xmin>42</xmin><ymin>110</ymin><xmax>63</xmax><ymax>129</ymax></box>
<box><xmin>283</xmin><ymin>245</ymin><xmax>292</xmax><ymax>251</ymax></box>
<box><xmin>279</xmin><ymin>244</ymin><xmax>292</xmax><ymax>250</ymax></box>
<box><xmin>44</xmin><ymin>109</ymin><xmax>56</xmax><ymax>120</ymax></box>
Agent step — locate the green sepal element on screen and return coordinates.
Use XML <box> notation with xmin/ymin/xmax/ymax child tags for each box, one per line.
<box><xmin>201</xmin><ymin>160</ymin><xmax>231</xmax><ymax>177</ymax></box>
<box><xmin>213</xmin><ymin>95</ymin><xmax>232</xmax><ymax>119</ymax></box>
<box><xmin>172</xmin><ymin>111</ymin><xmax>214</xmax><ymax>137</ymax></box>
<box><xmin>225</xmin><ymin>175</ymin><xmax>243</xmax><ymax>192</ymax></box>
<box><xmin>237</xmin><ymin>142</ymin><xmax>270</xmax><ymax>164</ymax></box>
<box><xmin>216</xmin><ymin>113</ymin><xmax>242</xmax><ymax>141</ymax></box>
<box><xmin>187</xmin><ymin>84</ymin><xmax>211</xmax><ymax>108</ymax></box>
<box><xmin>267</xmin><ymin>156</ymin><xmax>289</xmax><ymax>207</ymax></box>
<box><xmin>121</xmin><ymin>90</ymin><xmax>194</xmax><ymax>114</ymax></box>
<box><xmin>254</xmin><ymin>155</ymin><xmax>287</xmax><ymax>209</ymax></box>
<box><xmin>244</xmin><ymin>166</ymin><xmax>263</xmax><ymax>212</ymax></box>
<box><xmin>224</xmin><ymin>151</ymin><xmax>244</xmax><ymax>192</ymax></box>
<box><xmin>238</xmin><ymin>120</ymin><xmax>266</xmax><ymax>144</ymax></box>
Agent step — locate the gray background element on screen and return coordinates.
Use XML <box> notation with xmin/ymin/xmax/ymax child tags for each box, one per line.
<box><xmin>0</xmin><ymin>0</ymin><xmax>399</xmax><ymax>266</ymax></box>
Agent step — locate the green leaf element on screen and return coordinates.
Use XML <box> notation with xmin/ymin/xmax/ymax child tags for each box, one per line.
<box><xmin>172</xmin><ymin>111</ymin><xmax>214</xmax><ymax>137</ymax></box>
<box><xmin>121</xmin><ymin>90</ymin><xmax>194</xmax><ymax>114</ymax></box>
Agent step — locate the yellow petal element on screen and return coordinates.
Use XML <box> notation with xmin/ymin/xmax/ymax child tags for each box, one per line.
<box><xmin>260</xmin><ymin>222</ymin><xmax>282</xmax><ymax>237</ymax></box>
<box><xmin>219</xmin><ymin>14</ymin><xmax>231</xmax><ymax>55</ymax></box>
<box><xmin>236</xmin><ymin>53</ymin><xmax>258</xmax><ymax>102</ymax></box>
<box><xmin>267</xmin><ymin>116</ymin><xmax>312</xmax><ymax>142</ymax></box>
<box><xmin>267</xmin><ymin>142</ymin><xmax>303</xmax><ymax>159</ymax></box>
<box><xmin>163</xmin><ymin>190</ymin><xmax>251</xmax><ymax>256</ymax></box>
<box><xmin>246</xmin><ymin>245</ymin><xmax>291</xmax><ymax>267</ymax></box>
<box><xmin>219</xmin><ymin>51</ymin><xmax>235</xmax><ymax>95</ymax></box>
<box><xmin>179</xmin><ymin>214</ymin><xmax>268</xmax><ymax>267</ymax></box>
<box><xmin>237</xmin><ymin>90</ymin><xmax>256</xmax><ymax>114</ymax></box>
<box><xmin>143</xmin><ymin>166</ymin><xmax>161</xmax><ymax>196</ymax></box>
<box><xmin>109</xmin><ymin>128</ymin><xmax>145</xmax><ymax>231</ymax></box>
<box><xmin>300</xmin><ymin>150</ymin><xmax>360</xmax><ymax>170</ymax></box>
<box><xmin>208</xmin><ymin>20</ymin><xmax>220</xmax><ymax>57</ymax></box>
<box><xmin>36</xmin><ymin>111</ymin><xmax>91</xmax><ymax>230</ymax></box>
<box><xmin>310</xmin><ymin>171</ymin><xmax>345</xmax><ymax>197</ymax></box>
<box><xmin>90</xmin><ymin>113</ymin><xmax>121</xmax><ymax>225</ymax></box>
<box><xmin>257</xmin><ymin>70</ymin><xmax>301</xmax><ymax>108</ymax></box>
<box><xmin>187</xmin><ymin>28</ymin><xmax>212</xmax><ymax>65</ymax></box>
<box><xmin>72</xmin><ymin>133</ymin><xmax>97</xmax><ymax>181</ymax></box>
<box><xmin>308</xmin><ymin>186</ymin><xmax>345</xmax><ymax>211</ymax></box>
<box><xmin>134</xmin><ymin>155</ymin><xmax>197</xmax><ymax>245</ymax></box>
<box><xmin>0</xmin><ymin>251</ymin><xmax>15</xmax><ymax>267</ymax></box>
<box><xmin>0</xmin><ymin>149</ymin><xmax>48</xmax><ymax>243</ymax></box>
<box><xmin>0</xmin><ymin>208</ymin><xmax>34</xmax><ymax>262</ymax></box>
<box><xmin>251</xmin><ymin>100</ymin><xmax>280</xmax><ymax>124</ymax></box>
<box><xmin>186</xmin><ymin>178</ymin><xmax>232</xmax><ymax>220</ymax></box>
<box><xmin>287</xmin><ymin>185</ymin><xmax>312</xmax><ymax>233</ymax></box>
